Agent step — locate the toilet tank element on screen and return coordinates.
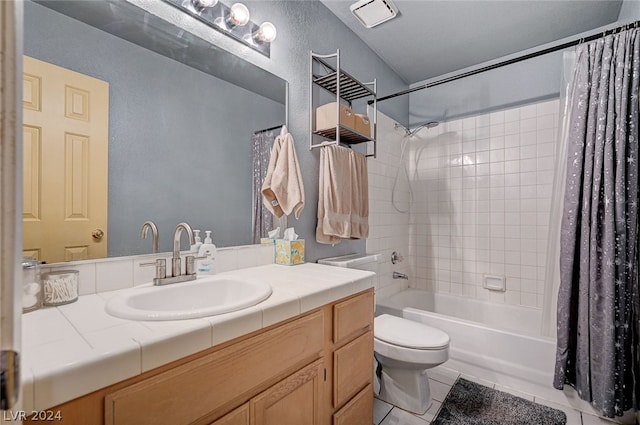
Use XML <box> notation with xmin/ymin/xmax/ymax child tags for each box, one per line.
<box><xmin>318</xmin><ymin>253</ymin><xmax>380</xmax><ymax>271</ymax></box>
<box><xmin>318</xmin><ymin>253</ymin><xmax>380</xmax><ymax>289</ymax></box>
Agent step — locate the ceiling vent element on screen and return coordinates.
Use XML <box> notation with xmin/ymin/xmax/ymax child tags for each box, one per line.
<box><xmin>350</xmin><ymin>0</ymin><xmax>399</xmax><ymax>29</ymax></box>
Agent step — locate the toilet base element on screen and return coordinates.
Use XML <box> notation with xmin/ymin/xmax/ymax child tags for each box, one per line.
<box><xmin>378</xmin><ymin>366</ymin><xmax>432</xmax><ymax>415</ymax></box>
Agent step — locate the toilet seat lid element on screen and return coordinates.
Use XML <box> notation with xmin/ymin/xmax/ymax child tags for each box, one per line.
<box><xmin>375</xmin><ymin>314</ymin><xmax>450</xmax><ymax>350</ymax></box>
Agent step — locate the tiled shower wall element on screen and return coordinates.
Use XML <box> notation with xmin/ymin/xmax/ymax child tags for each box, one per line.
<box><xmin>409</xmin><ymin>99</ymin><xmax>560</xmax><ymax>308</ymax></box>
<box><xmin>366</xmin><ymin>113</ymin><xmax>411</xmax><ymax>299</ymax></box>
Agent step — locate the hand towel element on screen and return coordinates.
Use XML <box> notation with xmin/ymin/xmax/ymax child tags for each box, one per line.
<box><xmin>261</xmin><ymin>130</ymin><xmax>305</xmax><ymax>219</ymax></box>
<box><xmin>349</xmin><ymin>146</ymin><xmax>369</xmax><ymax>239</ymax></box>
<box><xmin>316</xmin><ymin>145</ymin><xmax>369</xmax><ymax>243</ymax></box>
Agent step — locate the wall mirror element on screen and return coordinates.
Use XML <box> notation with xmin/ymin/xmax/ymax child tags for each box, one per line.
<box><xmin>23</xmin><ymin>0</ymin><xmax>287</xmax><ymax>263</ymax></box>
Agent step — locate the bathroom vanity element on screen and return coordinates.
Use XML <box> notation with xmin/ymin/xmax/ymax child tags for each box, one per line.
<box><xmin>21</xmin><ymin>263</ymin><xmax>375</xmax><ymax>425</ymax></box>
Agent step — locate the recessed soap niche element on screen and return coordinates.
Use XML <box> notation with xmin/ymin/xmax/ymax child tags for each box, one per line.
<box><xmin>483</xmin><ymin>275</ymin><xmax>506</xmax><ymax>292</ymax></box>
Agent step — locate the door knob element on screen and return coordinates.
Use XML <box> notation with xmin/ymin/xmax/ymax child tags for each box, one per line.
<box><xmin>92</xmin><ymin>229</ymin><xmax>105</xmax><ymax>240</ymax></box>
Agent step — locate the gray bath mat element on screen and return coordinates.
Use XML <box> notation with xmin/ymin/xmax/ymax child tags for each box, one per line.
<box><xmin>433</xmin><ymin>378</ymin><xmax>567</xmax><ymax>425</ymax></box>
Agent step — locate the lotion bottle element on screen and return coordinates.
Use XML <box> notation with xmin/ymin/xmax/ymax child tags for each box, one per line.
<box><xmin>197</xmin><ymin>230</ymin><xmax>216</xmax><ymax>275</ymax></box>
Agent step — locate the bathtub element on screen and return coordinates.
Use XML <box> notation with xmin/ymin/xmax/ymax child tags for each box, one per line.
<box><xmin>376</xmin><ymin>289</ymin><xmax>557</xmax><ymax>390</ymax></box>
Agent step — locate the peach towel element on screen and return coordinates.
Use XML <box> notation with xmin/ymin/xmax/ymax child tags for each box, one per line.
<box><xmin>316</xmin><ymin>145</ymin><xmax>369</xmax><ymax>244</ymax></box>
<box><xmin>261</xmin><ymin>129</ymin><xmax>305</xmax><ymax>219</ymax></box>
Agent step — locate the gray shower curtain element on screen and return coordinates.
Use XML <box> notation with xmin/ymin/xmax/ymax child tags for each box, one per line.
<box><xmin>554</xmin><ymin>29</ymin><xmax>640</xmax><ymax>418</ymax></box>
<box><xmin>251</xmin><ymin>130</ymin><xmax>276</xmax><ymax>244</ymax></box>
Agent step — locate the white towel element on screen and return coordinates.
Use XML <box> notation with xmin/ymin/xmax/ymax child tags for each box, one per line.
<box><xmin>261</xmin><ymin>129</ymin><xmax>305</xmax><ymax>219</ymax></box>
<box><xmin>316</xmin><ymin>145</ymin><xmax>369</xmax><ymax>244</ymax></box>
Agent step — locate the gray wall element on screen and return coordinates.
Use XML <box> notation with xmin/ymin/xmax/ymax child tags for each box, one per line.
<box><xmin>408</xmin><ymin>52</ymin><xmax>562</xmax><ymax>126</ymax></box>
<box><xmin>238</xmin><ymin>1</ymin><xmax>410</xmax><ymax>261</ymax></box>
<box><xmin>408</xmin><ymin>2</ymin><xmax>640</xmax><ymax>126</ymax></box>
<box><xmin>24</xmin><ymin>1</ymin><xmax>285</xmax><ymax>256</ymax></box>
<box><xmin>122</xmin><ymin>0</ymin><xmax>410</xmax><ymax>262</ymax></box>
<box><xmin>619</xmin><ymin>0</ymin><xmax>640</xmax><ymax>21</ymax></box>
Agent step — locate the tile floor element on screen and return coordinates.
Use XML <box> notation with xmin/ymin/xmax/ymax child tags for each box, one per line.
<box><xmin>373</xmin><ymin>365</ymin><xmax>620</xmax><ymax>425</ymax></box>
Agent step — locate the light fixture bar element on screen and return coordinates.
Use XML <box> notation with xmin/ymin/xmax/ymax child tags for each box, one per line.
<box><xmin>162</xmin><ymin>0</ymin><xmax>272</xmax><ymax>57</ymax></box>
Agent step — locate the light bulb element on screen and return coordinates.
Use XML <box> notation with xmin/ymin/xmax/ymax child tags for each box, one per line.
<box><xmin>253</xmin><ymin>22</ymin><xmax>277</xmax><ymax>43</ymax></box>
<box><xmin>228</xmin><ymin>3</ymin><xmax>250</xmax><ymax>27</ymax></box>
<box><xmin>184</xmin><ymin>0</ymin><xmax>218</xmax><ymax>14</ymax></box>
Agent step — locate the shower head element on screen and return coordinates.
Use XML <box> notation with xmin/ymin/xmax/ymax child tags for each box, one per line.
<box><xmin>394</xmin><ymin>121</ymin><xmax>440</xmax><ymax>136</ymax></box>
<box><xmin>406</xmin><ymin>121</ymin><xmax>439</xmax><ymax>136</ymax></box>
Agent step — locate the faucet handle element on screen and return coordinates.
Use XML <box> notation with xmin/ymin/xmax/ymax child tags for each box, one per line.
<box><xmin>185</xmin><ymin>255</ymin><xmax>209</xmax><ymax>276</ymax></box>
<box><xmin>140</xmin><ymin>258</ymin><xmax>167</xmax><ymax>279</ymax></box>
<box><xmin>391</xmin><ymin>251</ymin><xmax>404</xmax><ymax>264</ymax></box>
<box><xmin>186</xmin><ymin>256</ymin><xmax>195</xmax><ymax>276</ymax></box>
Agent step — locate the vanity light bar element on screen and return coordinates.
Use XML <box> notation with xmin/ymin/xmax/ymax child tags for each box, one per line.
<box><xmin>162</xmin><ymin>0</ymin><xmax>275</xmax><ymax>57</ymax></box>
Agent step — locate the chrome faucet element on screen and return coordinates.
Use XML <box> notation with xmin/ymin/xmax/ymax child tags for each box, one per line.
<box><xmin>172</xmin><ymin>222</ymin><xmax>195</xmax><ymax>278</ymax></box>
<box><xmin>140</xmin><ymin>222</ymin><xmax>198</xmax><ymax>286</ymax></box>
<box><xmin>140</xmin><ymin>221</ymin><xmax>159</xmax><ymax>253</ymax></box>
<box><xmin>393</xmin><ymin>271</ymin><xmax>408</xmax><ymax>280</ymax></box>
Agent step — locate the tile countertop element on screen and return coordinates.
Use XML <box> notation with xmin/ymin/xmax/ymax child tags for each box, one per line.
<box><xmin>20</xmin><ymin>263</ymin><xmax>375</xmax><ymax>412</ymax></box>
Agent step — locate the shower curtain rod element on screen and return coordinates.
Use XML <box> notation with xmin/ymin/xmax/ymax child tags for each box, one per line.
<box><xmin>371</xmin><ymin>19</ymin><xmax>640</xmax><ymax>105</ymax></box>
<box><xmin>253</xmin><ymin>124</ymin><xmax>284</xmax><ymax>134</ymax></box>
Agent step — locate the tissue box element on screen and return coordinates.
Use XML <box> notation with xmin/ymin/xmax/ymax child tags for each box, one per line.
<box><xmin>275</xmin><ymin>239</ymin><xmax>305</xmax><ymax>265</ymax></box>
<box><xmin>260</xmin><ymin>238</ymin><xmax>276</xmax><ymax>245</ymax></box>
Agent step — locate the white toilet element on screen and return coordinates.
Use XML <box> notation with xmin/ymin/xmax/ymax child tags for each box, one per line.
<box><xmin>374</xmin><ymin>313</ymin><xmax>450</xmax><ymax>414</ymax></box>
<box><xmin>318</xmin><ymin>253</ymin><xmax>451</xmax><ymax>415</ymax></box>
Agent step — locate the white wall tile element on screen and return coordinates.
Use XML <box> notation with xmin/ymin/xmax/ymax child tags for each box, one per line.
<box><xmin>476</xmin><ymin>137</ymin><xmax>490</xmax><ymax>151</ymax></box>
<box><xmin>133</xmin><ymin>257</ymin><xmax>160</xmax><ymax>286</ymax></box>
<box><xmin>73</xmin><ymin>263</ymin><xmax>96</xmax><ymax>295</ymax></box>
<box><xmin>520</xmin><ymin>104</ymin><xmax>537</xmax><ymax>119</ymax></box>
<box><xmin>367</xmin><ymin>113</ymin><xmax>411</xmax><ymax>295</ymax></box>
<box><xmin>504</xmin><ymin>134</ymin><xmax>519</xmax><ymax>147</ymax></box>
<box><xmin>504</xmin><ymin>121</ymin><xmax>520</xmax><ymax>135</ymax></box>
<box><xmin>504</xmin><ymin>108</ymin><xmax>520</xmax><ymax>123</ymax></box>
<box><xmin>216</xmin><ymin>248</ymin><xmax>238</xmax><ymax>273</ymax></box>
<box><xmin>520</xmin><ymin>131</ymin><xmax>537</xmax><ymax>146</ymax></box>
<box><xmin>405</xmin><ymin>99</ymin><xmax>558</xmax><ymax>309</ymax></box>
<box><xmin>520</xmin><ymin>118</ymin><xmax>537</xmax><ymax>133</ymax></box>
<box><xmin>537</xmin><ymin>114</ymin><xmax>555</xmax><ymax>130</ymax></box>
<box><xmin>95</xmin><ymin>260</ymin><xmax>133</xmax><ymax>292</ymax></box>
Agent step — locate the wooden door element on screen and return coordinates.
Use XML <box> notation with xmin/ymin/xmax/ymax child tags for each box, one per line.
<box><xmin>251</xmin><ymin>360</ymin><xmax>324</xmax><ymax>425</ymax></box>
<box><xmin>22</xmin><ymin>55</ymin><xmax>109</xmax><ymax>263</ymax></box>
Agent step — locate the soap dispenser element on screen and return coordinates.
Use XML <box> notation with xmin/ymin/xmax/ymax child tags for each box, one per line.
<box><xmin>191</xmin><ymin>229</ymin><xmax>202</xmax><ymax>253</ymax></box>
<box><xmin>197</xmin><ymin>230</ymin><xmax>216</xmax><ymax>275</ymax></box>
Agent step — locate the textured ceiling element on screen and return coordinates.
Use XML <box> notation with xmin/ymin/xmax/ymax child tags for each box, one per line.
<box><xmin>321</xmin><ymin>0</ymin><xmax>623</xmax><ymax>84</ymax></box>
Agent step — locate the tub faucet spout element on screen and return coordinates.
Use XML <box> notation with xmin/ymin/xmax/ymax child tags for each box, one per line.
<box><xmin>393</xmin><ymin>272</ymin><xmax>408</xmax><ymax>280</ymax></box>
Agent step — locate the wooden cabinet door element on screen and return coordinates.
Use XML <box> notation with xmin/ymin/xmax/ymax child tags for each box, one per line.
<box><xmin>105</xmin><ymin>311</ymin><xmax>324</xmax><ymax>425</ymax></box>
<box><xmin>251</xmin><ymin>360</ymin><xmax>324</xmax><ymax>425</ymax></box>
<box><xmin>209</xmin><ymin>404</ymin><xmax>249</xmax><ymax>425</ymax></box>
<box><xmin>332</xmin><ymin>384</ymin><xmax>373</xmax><ymax>425</ymax></box>
<box><xmin>333</xmin><ymin>331</ymin><xmax>373</xmax><ymax>409</ymax></box>
<box><xmin>333</xmin><ymin>291</ymin><xmax>373</xmax><ymax>345</ymax></box>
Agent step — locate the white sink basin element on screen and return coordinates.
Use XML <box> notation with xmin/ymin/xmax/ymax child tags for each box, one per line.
<box><xmin>105</xmin><ymin>275</ymin><xmax>272</xmax><ymax>321</ymax></box>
